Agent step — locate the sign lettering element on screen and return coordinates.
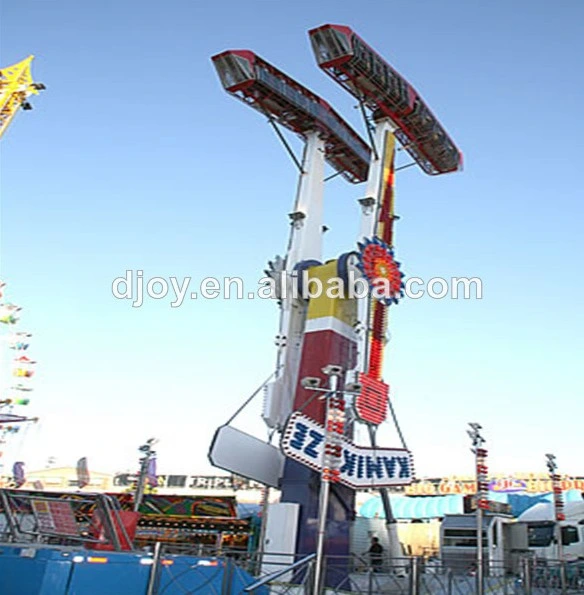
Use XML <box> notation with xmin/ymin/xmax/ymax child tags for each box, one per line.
<box><xmin>281</xmin><ymin>411</ymin><xmax>413</xmax><ymax>489</ymax></box>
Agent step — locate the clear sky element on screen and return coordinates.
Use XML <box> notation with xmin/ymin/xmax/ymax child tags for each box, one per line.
<box><xmin>1</xmin><ymin>0</ymin><xmax>582</xmax><ymax>481</ymax></box>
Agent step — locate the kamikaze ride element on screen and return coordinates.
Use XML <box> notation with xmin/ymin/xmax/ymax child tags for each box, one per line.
<box><xmin>210</xmin><ymin>25</ymin><xmax>462</xmax><ymax>588</ymax></box>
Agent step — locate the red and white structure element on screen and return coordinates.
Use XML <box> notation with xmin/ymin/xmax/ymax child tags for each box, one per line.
<box><xmin>475</xmin><ymin>447</ymin><xmax>489</xmax><ymax>511</ymax></box>
<box><xmin>212</xmin><ymin>50</ymin><xmax>371</xmax><ymax>433</ymax></box>
<box><xmin>308</xmin><ymin>24</ymin><xmax>463</xmax><ymax>176</ymax></box>
<box><xmin>546</xmin><ymin>454</ymin><xmax>565</xmax><ymax>522</ymax></box>
<box><xmin>212</xmin><ymin>50</ymin><xmax>370</xmax><ymax>183</ymax></box>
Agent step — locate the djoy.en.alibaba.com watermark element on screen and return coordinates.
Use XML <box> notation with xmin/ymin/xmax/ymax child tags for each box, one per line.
<box><xmin>111</xmin><ymin>270</ymin><xmax>483</xmax><ymax>308</ymax></box>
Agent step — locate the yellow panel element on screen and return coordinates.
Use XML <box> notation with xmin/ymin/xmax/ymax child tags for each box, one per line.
<box><xmin>305</xmin><ymin>260</ymin><xmax>357</xmax><ymax>327</ymax></box>
<box><xmin>375</xmin><ymin>132</ymin><xmax>396</xmax><ymax>242</ymax></box>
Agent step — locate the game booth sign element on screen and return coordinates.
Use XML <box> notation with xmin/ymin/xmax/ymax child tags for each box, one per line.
<box><xmin>404</xmin><ymin>475</ymin><xmax>584</xmax><ymax>497</ymax></box>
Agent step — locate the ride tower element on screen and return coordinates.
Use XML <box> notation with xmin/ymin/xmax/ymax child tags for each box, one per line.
<box><xmin>211</xmin><ymin>51</ymin><xmax>371</xmax><ymax>584</ymax></box>
<box><xmin>211</xmin><ymin>28</ymin><xmax>462</xmax><ymax>589</ymax></box>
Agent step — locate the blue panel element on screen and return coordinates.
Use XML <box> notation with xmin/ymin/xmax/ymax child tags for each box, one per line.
<box><xmin>67</xmin><ymin>551</ymin><xmax>151</xmax><ymax>595</ymax></box>
<box><xmin>280</xmin><ymin>458</ymin><xmax>355</xmax><ymax>588</ymax></box>
<box><xmin>0</xmin><ymin>546</ymin><xmax>266</xmax><ymax>595</ymax></box>
<box><xmin>0</xmin><ymin>546</ymin><xmax>72</xmax><ymax>595</ymax></box>
<box><xmin>38</xmin><ymin>560</ymin><xmax>73</xmax><ymax>595</ymax></box>
<box><xmin>157</xmin><ymin>557</ymin><xmax>226</xmax><ymax>594</ymax></box>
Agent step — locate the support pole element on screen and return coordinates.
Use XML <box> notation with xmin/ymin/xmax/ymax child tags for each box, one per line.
<box><xmin>133</xmin><ymin>455</ymin><xmax>149</xmax><ymax>513</ymax></box>
<box><xmin>257</xmin><ymin>484</ymin><xmax>270</xmax><ymax>570</ymax></box>
<box><xmin>556</xmin><ymin>525</ymin><xmax>567</xmax><ymax>595</ymax></box>
<box><xmin>266</xmin><ymin>115</ymin><xmax>304</xmax><ymax>173</ymax></box>
<box><xmin>468</xmin><ymin>423</ymin><xmax>487</xmax><ymax>595</ymax></box>
<box><xmin>313</xmin><ymin>371</ymin><xmax>340</xmax><ymax>593</ymax></box>
<box><xmin>368</xmin><ymin>424</ymin><xmax>401</xmax><ymax>559</ymax></box>
<box><xmin>96</xmin><ymin>495</ymin><xmax>121</xmax><ymax>551</ymax></box>
<box><xmin>0</xmin><ymin>490</ymin><xmax>19</xmax><ymax>541</ymax></box>
<box><xmin>546</xmin><ymin>454</ymin><xmax>567</xmax><ymax>594</ymax></box>
<box><xmin>146</xmin><ymin>541</ymin><xmax>162</xmax><ymax>595</ymax></box>
<box><xmin>134</xmin><ymin>438</ymin><xmax>156</xmax><ymax>513</ymax></box>
<box><xmin>477</xmin><ymin>498</ymin><xmax>484</xmax><ymax>595</ymax></box>
<box><xmin>522</xmin><ymin>557</ymin><xmax>532</xmax><ymax>595</ymax></box>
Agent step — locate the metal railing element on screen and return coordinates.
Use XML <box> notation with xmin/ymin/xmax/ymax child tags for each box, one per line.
<box><xmin>0</xmin><ymin>488</ymin><xmax>131</xmax><ymax>550</ymax></box>
<box><xmin>244</xmin><ymin>553</ymin><xmax>316</xmax><ymax>593</ymax></box>
<box><xmin>2</xmin><ymin>500</ymin><xmax>583</xmax><ymax>595</ymax></box>
<box><xmin>146</xmin><ymin>548</ymin><xmax>584</xmax><ymax>595</ymax></box>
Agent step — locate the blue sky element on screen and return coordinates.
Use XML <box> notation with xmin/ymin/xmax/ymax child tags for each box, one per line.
<box><xmin>1</xmin><ymin>0</ymin><xmax>582</xmax><ymax>480</ymax></box>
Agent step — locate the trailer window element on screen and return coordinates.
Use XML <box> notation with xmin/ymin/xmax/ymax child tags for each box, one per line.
<box><xmin>443</xmin><ymin>528</ymin><xmax>487</xmax><ymax>547</ymax></box>
<box><xmin>527</xmin><ymin>523</ymin><xmax>554</xmax><ymax>547</ymax></box>
<box><xmin>561</xmin><ymin>526</ymin><xmax>579</xmax><ymax>546</ymax></box>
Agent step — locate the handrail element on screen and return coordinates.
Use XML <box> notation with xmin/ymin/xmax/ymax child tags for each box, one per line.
<box><xmin>243</xmin><ymin>553</ymin><xmax>316</xmax><ymax>592</ymax></box>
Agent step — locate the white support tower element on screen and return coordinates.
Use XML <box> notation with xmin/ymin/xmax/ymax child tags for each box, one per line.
<box><xmin>263</xmin><ymin>132</ymin><xmax>325</xmax><ymax>429</ymax></box>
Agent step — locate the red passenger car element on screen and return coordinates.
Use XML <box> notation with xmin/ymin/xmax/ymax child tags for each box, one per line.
<box><xmin>309</xmin><ymin>25</ymin><xmax>463</xmax><ymax>175</ymax></box>
<box><xmin>212</xmin><ymin>50</ymin><xmax>371</xmax><ymax>184</ymax></box>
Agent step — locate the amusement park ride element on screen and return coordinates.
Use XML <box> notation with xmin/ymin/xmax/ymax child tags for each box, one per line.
<box><xmin>0</xmin><ymin>55</ymin><xmax>45</xmax><ymax>140</ymax></box>
<box><xmin>210</xmin><ymin>24</ymin><xmax>462</xmax><ymax>589</ymax></box>
<box><xmin>0</xmin><ymin>32</ymin><xmax>464</xmax><ymax>592</ymax></box>
<box><xmin>0</xmin><ymin>55</ymin><xmax>45</xmax><ymax>484</ymax></box>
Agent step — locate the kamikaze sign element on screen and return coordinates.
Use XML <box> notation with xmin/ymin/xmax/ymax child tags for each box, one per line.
<box><xmin>281</xmin><ymin>411</ymin><xmax>413</xmax><ymax>489</ymax></box>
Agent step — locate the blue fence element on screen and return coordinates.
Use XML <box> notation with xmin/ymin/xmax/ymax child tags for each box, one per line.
<box><xmin>0</xmin><ymin>544</ymin><xmax>266</xmax><ymax>595</ymax></box>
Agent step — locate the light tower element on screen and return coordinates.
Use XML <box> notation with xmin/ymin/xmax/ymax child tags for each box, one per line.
<box><xmin>545</xmin><ymin>453</ymin><xmax>567</xmax><ymax>591</ymax></box>
<box><xmin>133</xmin><ymin>438</ymin><xmax>158</xmax><ymax>512</ymax></box>
<box><xmin>468</xmin><ymin>422</ymin><xmax>488</xmax><ymax>595</ymax></box>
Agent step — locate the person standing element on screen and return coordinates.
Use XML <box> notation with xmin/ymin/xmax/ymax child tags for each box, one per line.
<box><xmin>368</xmin><ymin>536</ymin><xmax>384</xmax><ymax>572</ymax></box>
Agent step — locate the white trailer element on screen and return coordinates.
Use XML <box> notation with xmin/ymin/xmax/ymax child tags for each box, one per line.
<box><xmin>440</xmin><ymin>513</ymin><xmax>528</xmax><ymax>575</ymax></box>
<box><xmin>518</xmin><ymin>500</ymin><xmax>584</xmax><ymax>561</ymax></box>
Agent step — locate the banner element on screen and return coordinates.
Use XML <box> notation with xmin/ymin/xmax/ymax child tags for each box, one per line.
<box><xmin>281</xmin><ymin>411</ymin><xmax>413</xmax><ymax>488</ymax></box>
<box><xmin>76</xmin><ymin>457</ymin><xmax>90</xmax><ymax>488</ymax></box>
<box><xmin>12</xmin><ymin>461</ymin><xmax>25</xmax><ymax>488</ymax></box>
<box><xmin>146</xmin><ymin>456</ymin><xmax>157</xmax><ymax>488</ymax></box>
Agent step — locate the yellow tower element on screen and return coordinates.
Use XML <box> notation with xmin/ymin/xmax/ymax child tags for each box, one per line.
<box><xmin>0</xmin><ymin>56</ymin><xmax>45</xmax><ymax>140</ymax></box>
